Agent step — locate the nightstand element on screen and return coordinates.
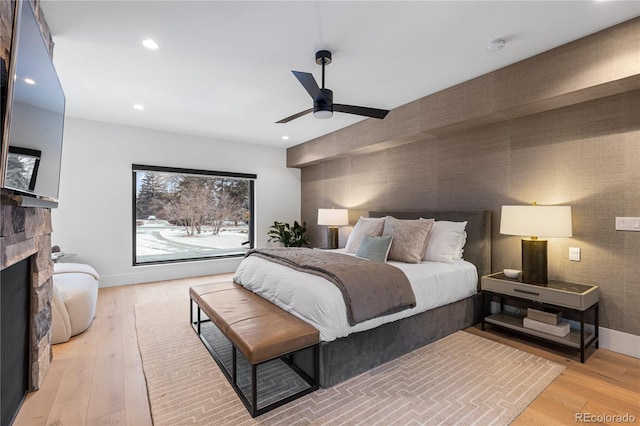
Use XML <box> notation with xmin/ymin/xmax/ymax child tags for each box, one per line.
<box><xmin>481</xmin><ymin>272</ymin><xmax>599</xmax><ymax>362</ymax></box>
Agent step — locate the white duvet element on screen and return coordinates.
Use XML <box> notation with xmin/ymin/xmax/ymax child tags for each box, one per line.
<box><xmin>233</xmin><ymin>249</ymin><xmax>478</xmax><ymax>342</ymax></box>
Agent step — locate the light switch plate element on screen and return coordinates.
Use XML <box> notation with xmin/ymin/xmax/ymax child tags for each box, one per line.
<box><xmin>569</xmin><ymin>247</ymin><xmax>581</xmax><ymax>262</ymax></box>
<box><xmin>616</xmin><ymin>217</ymin><xmax>640</xmax><ymax>231</ymax></box>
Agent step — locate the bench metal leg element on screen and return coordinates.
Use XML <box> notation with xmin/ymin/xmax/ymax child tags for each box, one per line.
<box><xmin>197</xmin><ymin>305</ymin><xmax>201</xmax><ymax>335</ymax></box>
<box><xmin>189</xmin><ymin>297</ymin><xmax>202</xmax><ymax>336</ymax></box>
<box><xmin>232</xmin><ymin>347</ymin><xmax>237</xmax><ymax>386</ymax></box>
<box><xmin>314</xmin><ymin>344</ymin><xmax>319</xmax><ymax>385</ymax></box>
<box><xmin>251</xmin><ymin>364</ymin><xmax>258</xmax><ymax>417</ymax></box>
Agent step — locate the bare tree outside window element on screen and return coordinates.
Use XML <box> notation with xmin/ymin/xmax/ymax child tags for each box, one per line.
<box><xmin>132</xmin><ymin>165</ymin><xmax>255</xmax><ymax>265</ymax></box>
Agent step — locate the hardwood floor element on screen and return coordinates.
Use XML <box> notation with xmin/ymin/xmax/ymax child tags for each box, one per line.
<box><xmin>466</xmin><ymin>327</ymin><xmax>640</xmax><ymax>425</ymax></box>
<box><xmin>16</xmin><ymin>274</ymin><xmax>639</xmax><ymax>425</ymax></box>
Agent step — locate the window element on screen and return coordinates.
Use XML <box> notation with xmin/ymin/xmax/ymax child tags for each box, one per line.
<box><xmin>132</xmin><ymin>164</ymin><xmax>255</xmax><ymax>265</ymax></box>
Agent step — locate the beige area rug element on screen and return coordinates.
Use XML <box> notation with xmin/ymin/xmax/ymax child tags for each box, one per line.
<box><xmin>135</xmin><ymin>299</ymin><xmax>564</xmax><ymax>425</ymax></box>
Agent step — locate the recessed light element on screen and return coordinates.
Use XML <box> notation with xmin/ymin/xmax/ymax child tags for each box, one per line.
<box><xmin>142</xmin><ymin>39</ymin><xmax>159</xmax><ymax>50</ymax></box>
<box><xmin>282</xmin><ymin>136</ymin><xmax>289</xmax><ymax>140</ymax></box>
<box><xmin>24</xmin><ymin>77</ymin><xmax>36</xmax><ymax>85</ymax></box>
<box><xmin>487</xmin><ymin>38</ymin><xmax>506</xmax><ymax>52</ymax></box>
<box><xmin>133</xmin><ymin>104</ymin><xmax>145</xmax><ymax>110</ymax></box>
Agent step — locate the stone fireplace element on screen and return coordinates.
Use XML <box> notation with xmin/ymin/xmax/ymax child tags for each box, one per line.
<box><xmin>0</xmin><ymin>192</ymin><xmax>54</xmax><ymax>391</ymax></box>
<box><xmin>1</xmin><ymin>0</ymin><xmax>56</xmax><ymax>405</ymax></box>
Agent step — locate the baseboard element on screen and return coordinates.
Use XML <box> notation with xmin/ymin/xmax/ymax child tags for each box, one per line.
<box><xmin>599</xmin><ymin>327</ymin><xmax>640</xmax><ymax>359</ymax></box>
<box><xmin>96</xmin><ymin>257</ymin><xmax>241</xmax><ymax>287</ymax></box>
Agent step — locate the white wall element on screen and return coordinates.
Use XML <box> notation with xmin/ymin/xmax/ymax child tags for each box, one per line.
<box><xmin>52</xmin><ymin>117</ymin><xmax>301</xmax><ymax>287</ymax></box>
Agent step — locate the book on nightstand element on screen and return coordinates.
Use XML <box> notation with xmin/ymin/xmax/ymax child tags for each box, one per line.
<box><xmin>527</xmin><ymin>308</ymin><xmax>562</xmax><ymax>325</ymax></box>
<box><xmin>523</xmin><ymin>317</ymin><xmax>570</xmax><ymax>337</ymax></box>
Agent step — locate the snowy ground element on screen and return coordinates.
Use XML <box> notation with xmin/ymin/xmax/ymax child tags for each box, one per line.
<box><xmin>136</xmin><ymin>223</ymin><xmax>250</xmax><ymax>263</ymax></box>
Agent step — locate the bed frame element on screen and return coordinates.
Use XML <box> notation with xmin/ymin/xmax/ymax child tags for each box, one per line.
<box><xmin>302</xmin><ymin>210</ymin><xmax>492</xmax><ymax>388</ymax></box>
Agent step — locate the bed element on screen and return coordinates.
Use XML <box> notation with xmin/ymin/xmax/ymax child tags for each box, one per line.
<box><xmin>234</xmin><ymin>210</ymin><xmax>491</xmax><ymax>387</ymax></box>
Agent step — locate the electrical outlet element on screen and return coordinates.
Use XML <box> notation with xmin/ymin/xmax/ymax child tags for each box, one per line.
<box><xmin>569</xmin><ymin>247</ymin><xmax>581</xmax><ymax>262</ymax></box>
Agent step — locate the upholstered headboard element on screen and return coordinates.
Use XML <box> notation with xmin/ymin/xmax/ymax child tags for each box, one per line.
<box><xmin>369</xmin><ymin>210</ymin><xmax>492</xmax><ymax>281</ymax></box>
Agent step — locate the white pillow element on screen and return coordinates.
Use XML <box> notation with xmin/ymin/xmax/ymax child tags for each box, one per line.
<box><xmin>424</xmin><ymin>220</ymin><xmax>468</xmax><ymax>263</ymax></box>
<box><xmin>344</xmin><ymin>217</ymin><xmax>386</xmax><ymax>253</ymax></box>
<box><xmin>455</xmin><ymin>231</ymin><xmax>467</xmax><ymax>259</ymax></box>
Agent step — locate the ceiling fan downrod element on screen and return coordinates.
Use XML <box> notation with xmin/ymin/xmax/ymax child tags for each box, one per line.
<box><xmin>313</xmin><ymin>50</ymin><xmax>333</xmax><ymax>118</ymax></box>
<box><xmin>315</xmin><ymin>50</ymin><xmax>332</xmax><ymax>89</ymax></box>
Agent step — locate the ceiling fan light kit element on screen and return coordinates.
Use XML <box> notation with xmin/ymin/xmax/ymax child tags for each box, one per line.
<box><xmin>313</xmin><ymin>109</ymin><xmax>333</xmax><ymax>119</ymax></box>
<box><xmin>313</xmin><ymin>87</ymin><xmax>333</xmax><ymax>119</ymax></box>
<box><xmin>277</xmin><ymin>50</ymin><xmax>389</xmax><ymax>123</ymax></box>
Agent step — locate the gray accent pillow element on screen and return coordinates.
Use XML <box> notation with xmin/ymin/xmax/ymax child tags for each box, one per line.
<box><xmin>356</xmin><ymin>235</ymin><xmax>393</xmax><ymax>262</ymax></box>
<box><xmin>345</xmin><ymin>217</ymin><xmax>386</xmax><ymax>253</ymax></box>
<box><xmin>382</xmin><ymin>216</ymin><xmax>434</xmax><ymax>263</ymax></box>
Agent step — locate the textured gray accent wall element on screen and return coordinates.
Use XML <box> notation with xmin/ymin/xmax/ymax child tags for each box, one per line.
<box><xmin>301</xmin><ymin>90</ymin><xmax>640</xmax><ymax>336</ymax></box>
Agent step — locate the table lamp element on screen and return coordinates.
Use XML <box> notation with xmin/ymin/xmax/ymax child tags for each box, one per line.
<box><xmin>500</xmin><ymin>203</ymin><xmax>572</xmax><ymax>285</ymax></box>
<box><xmin>317</xmin><ymin>208</ymin><xmax>349</xmax><ymax>249</ymax></box>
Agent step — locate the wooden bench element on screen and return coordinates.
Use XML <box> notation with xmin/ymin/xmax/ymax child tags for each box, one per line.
<box><xmin>190</xmin><ymin>282</ymin><xmax>320</xmax><ymax>417</ymax></box>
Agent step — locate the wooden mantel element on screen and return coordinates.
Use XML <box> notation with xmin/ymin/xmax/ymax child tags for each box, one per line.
<box><xmin>287</xmin><ymin>17</ymin><xmax>640</xmax><ymax>168</ymax></box>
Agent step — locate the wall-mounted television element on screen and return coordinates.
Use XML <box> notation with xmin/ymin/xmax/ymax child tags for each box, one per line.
<box><xmin>1</xmin><ymin>0</ymin><xmax>65</xmax><ymax>208</ymax></box>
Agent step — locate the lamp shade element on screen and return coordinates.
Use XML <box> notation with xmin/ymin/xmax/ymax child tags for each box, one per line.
<box><xmin>317</xmin><ymin>208</ymin><xmax>349</xmax><ymax>226</ymax></box>
<box><xmin>500</xmin><ymin>205</ymin><xmax>572</xmax><ymax>238</ymax></box>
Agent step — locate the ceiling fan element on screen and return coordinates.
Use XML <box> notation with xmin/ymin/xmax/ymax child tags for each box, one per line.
<box><xmin>276</xmin><ymin>50</ymin><xmax>390</xmax><ymax>124</ymax></box>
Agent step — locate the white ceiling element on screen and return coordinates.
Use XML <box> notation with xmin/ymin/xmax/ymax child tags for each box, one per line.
<box><xmin>39</xmin><ymin>1</ymin><xmax>639</xmax><ymax>149</ymax></box>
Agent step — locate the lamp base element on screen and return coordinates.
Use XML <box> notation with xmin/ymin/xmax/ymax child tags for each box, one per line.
<box><xmin>326</xmin><ymin>227</ymin><xmax>339</xmax><ymax>250</ymax></box>
<box><xmin>522</xmin><ymin>239</ymin><xmax>548</xmax><ymax>285</ymax></box>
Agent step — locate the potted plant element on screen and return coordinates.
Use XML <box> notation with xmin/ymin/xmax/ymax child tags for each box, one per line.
<box><xmin>267</xmin><ymin>221</ymin><xmax>310</xmax><ymax>247</ymax></box>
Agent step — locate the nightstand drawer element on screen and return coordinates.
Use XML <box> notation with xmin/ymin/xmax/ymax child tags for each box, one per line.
<box><xmin>482</xmin><ymin>274</ymin><xmax>599</xmax><ymax>310</ymax></box>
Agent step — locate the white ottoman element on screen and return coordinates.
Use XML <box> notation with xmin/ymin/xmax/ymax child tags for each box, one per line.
<box><xmin>51</xmin><ymin>263</ymin><xmax>99</xmax><ymax>344</ymax></box>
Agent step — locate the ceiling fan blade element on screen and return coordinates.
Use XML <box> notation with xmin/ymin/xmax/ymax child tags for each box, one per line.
<box><xmin>333</xmin><ymin>104</ymin><xmax>389</xmax><ymax>119</ymax></box>
<box><xmin>275</xmin><ymin>108</ymin><xmax>313</xmax><ymax>124</ymax></box>
<box><xmin>292</xmin><ymin>71</ymin><xmax>321</xmax><ymax>99</ymax></box>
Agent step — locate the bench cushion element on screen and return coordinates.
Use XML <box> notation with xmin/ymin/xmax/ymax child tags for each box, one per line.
<box><xmin>191</xmin><ymin>282</ymin><xmax>319</xmax><ymax>364</ymax></box>
<box><xmin>189</xmin><ymin>281</ymin><xmax>237</xmax><ymax>303</ymax></box>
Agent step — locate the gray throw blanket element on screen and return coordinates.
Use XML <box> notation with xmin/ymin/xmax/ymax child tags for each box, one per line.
<box><xmin>245</xmin><ymin>248</ymin><xmax>416</xmax><ymax>326</ymax></box>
